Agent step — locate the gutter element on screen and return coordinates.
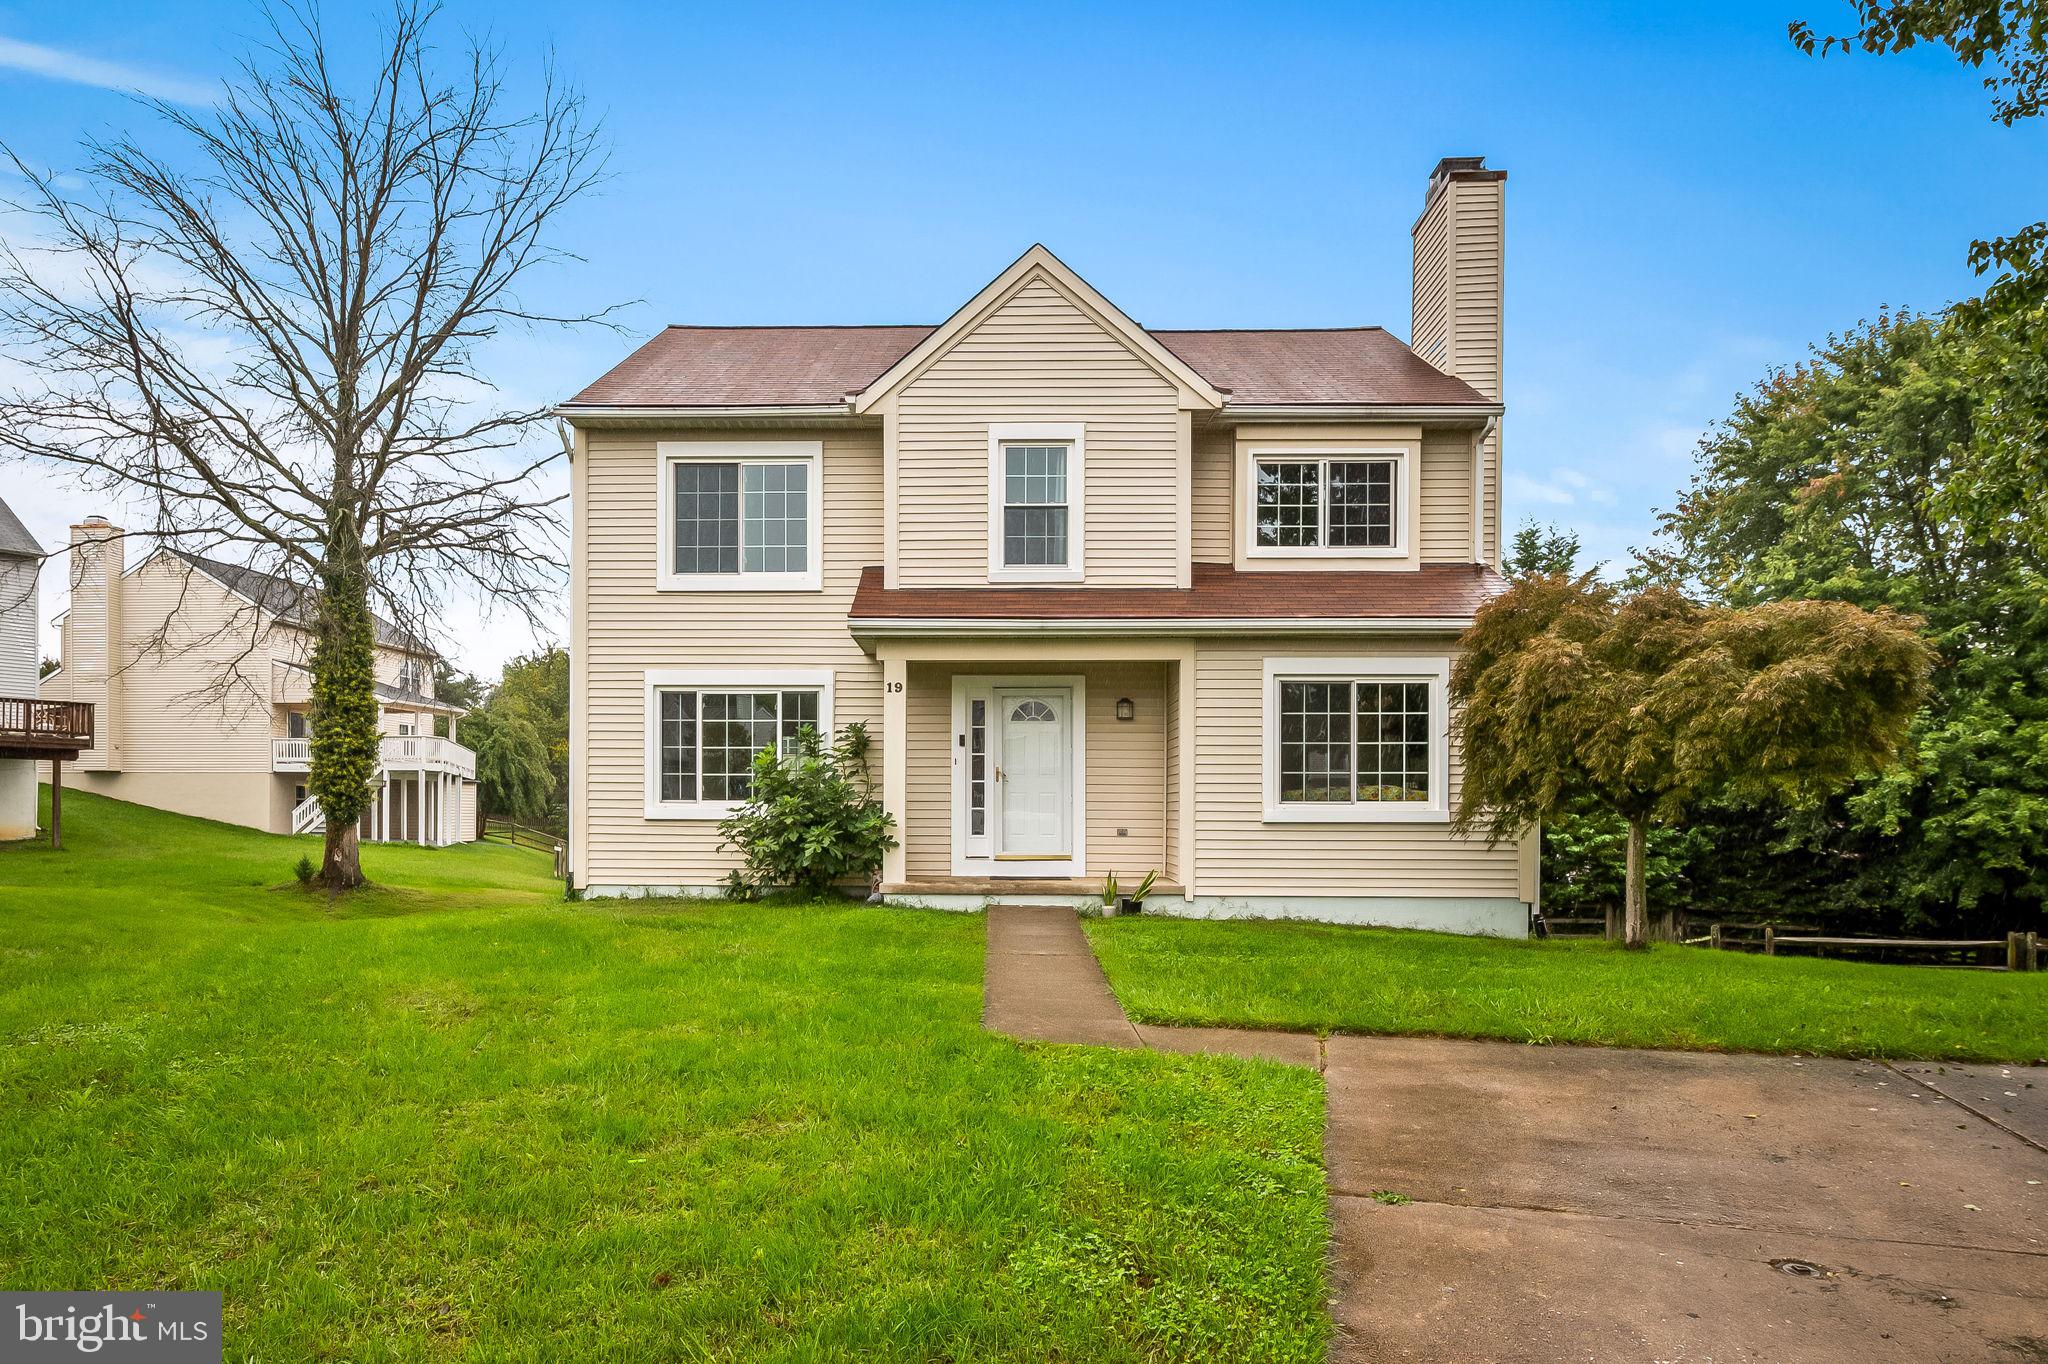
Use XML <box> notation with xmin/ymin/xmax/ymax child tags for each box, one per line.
<box><xmin>1216</xmin><ymin>403</ymin><xmax>1501</xmax><ymax>422</ymax></box>
<box><xmin>553</xmin><ymin>402</ymin><xmax>858</xmax><ymax>425</ymax></box>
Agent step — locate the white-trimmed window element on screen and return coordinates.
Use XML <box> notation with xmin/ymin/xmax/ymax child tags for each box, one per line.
<box><xmin>1248</xmin><ymin>449</ymin><xmax>1406</xmax><ymax>557</ymax></box>
<box><xmin>987</xmin><ymin>423</ymin><xmax>1084</xmax><ymax>581</ymax></box>
<box><xmin>656</xmin><ymin>440</ymin><xmax>823</xmax><ymax>590</ymax></box>
<box><xmin>395</xmin><ymin>656</ymin><xmax>425</xmax><ymax>694</ymax></box>
<box><xmin>1261</xmin><ymin>657</ymin><xmax>1448</xmax><ymax>823</ymax></box>
<box><xmin>644</xmin><ymin>668</ymin><xmax>834</xmax><ymax>817</ymax></box>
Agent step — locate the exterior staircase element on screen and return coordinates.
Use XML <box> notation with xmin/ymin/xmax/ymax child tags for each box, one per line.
<box><xmin>291</xmin><ymin>793</ymin><xmax>325</xmax><ymax>834</ymax></box>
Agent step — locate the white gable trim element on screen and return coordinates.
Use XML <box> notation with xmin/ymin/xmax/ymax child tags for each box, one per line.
<box><xmin>850</xmin><ymin>245</ymin><xmax>1226</xmax><ymax>415</ymax></box>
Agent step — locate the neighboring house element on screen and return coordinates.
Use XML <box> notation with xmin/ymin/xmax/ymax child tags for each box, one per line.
<box><xmin>39</xmin><ymin>517</ymin><xmax>478</xmax><ymax>845</ymax></box>
<box><xmin>1</xmin><ymin>496</ymin><xmax>83</xmax><ymax>841</ymax></box>
<box><xmin>559</xmin><ymin>156</ymin><xmax>1537</xmax><ymax>934</ymax></box>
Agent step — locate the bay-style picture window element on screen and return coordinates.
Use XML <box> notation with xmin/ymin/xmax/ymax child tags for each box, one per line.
<box><xmin>656</xmin><ymin>440</ymin><xmax>823</xmax><ymax>590</ymax></box>
<box><xmin>1248</xmin><ymin>450</ymin><xmax>1405</xmax><ymax>557</ymax></box>
<box><xmin>1261</xmin><ymin>658</ymin><xmax>1448</xmax><ymax>822</ymax></box>
<box><xmin>644</xmin><ymin>669</ymin><xmax>834</xmax><ymax>816</ymax></box>
<box><xmin>987</xmin><ymin>423</ymin><xmax>1084</xmax><ymax>580</ymax></box>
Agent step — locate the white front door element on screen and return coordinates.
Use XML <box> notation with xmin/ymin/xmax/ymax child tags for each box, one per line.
<box><xmin>996</xmin><ymin>688</ymin><xmax>1071</xmax><ymax>859</ymax></box>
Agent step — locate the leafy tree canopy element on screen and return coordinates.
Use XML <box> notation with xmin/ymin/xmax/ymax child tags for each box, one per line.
<box><xmin>1454</xmin><ymin>575</ymin><xmax>1932</xmax><ymax>945</ymax></box>
<box><xmin>1652</xmin><ymin>310</ymin><xmax>2048</xmax><ymax>927</ymax></box>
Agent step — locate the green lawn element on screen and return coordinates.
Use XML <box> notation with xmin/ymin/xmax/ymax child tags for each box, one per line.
<box><xmin>1085</xmin><ymin>915</ymin><xmax>2048</xmax><ymax>1062</ymax></box>
<box><xmin>0</xmin><ymin>791</ymin><xmax>1328</xmax><ymax>1362</ymax></box>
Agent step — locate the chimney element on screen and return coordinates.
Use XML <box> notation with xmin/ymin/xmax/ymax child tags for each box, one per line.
<box><xmin>65</xmin><ymin>516</ymin><xmax>124</xmax><ymax>770</ymax></box>
<box><xmin>1412</xmin><ymin>156</ymin><xmax>1506</xmax><ymax>565</ymax></box>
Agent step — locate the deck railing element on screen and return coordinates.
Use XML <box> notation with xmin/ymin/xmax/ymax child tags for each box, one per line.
<box><xmin>272</xmin><ymin>733</ymin><xmax>475</xmax><ymax>780</ymax></box>
<box><xmin>0</xmin><ymin>696</ymin><xmax>94</xmax><ymax>749</ymax></box>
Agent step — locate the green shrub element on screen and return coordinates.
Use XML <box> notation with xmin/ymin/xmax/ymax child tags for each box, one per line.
<box><xmin>293</xmin><ymin>854</ymin><xmax>316</xmax><ymax>886</ymax></box>
<box><xmin>718</xmin><ymin>721</ymin><xmax>897</xmax><ymax>898</ymax></box>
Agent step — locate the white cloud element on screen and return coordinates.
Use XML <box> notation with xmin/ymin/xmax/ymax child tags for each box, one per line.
<box><xmin>0</xmin><ymin>33</ymin><xmax>213</xmax><ymax>106</ymax></box>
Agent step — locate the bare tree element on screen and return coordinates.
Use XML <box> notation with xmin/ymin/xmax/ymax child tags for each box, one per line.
<box><xmin>0</xmin><ymin>2</ymin><xmax>611</xmax><ymax>887</ymax></box>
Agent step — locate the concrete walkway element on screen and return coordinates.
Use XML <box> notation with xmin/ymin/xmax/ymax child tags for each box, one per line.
<box><xmin>983</xmin><ymin>904</ymin><xmax>1320</xmax><ymax>1065</ymax></box>
<box><xmin>983</xmin><ymin>905</ymin><xmax>2048</xmax><ymax>1364</ymax></box>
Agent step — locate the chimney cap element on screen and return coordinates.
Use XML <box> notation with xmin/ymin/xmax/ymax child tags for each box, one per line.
<box><xmin>1426</xmin><ymin>156</ymin><xmax>1507</xmax><ymax>204</ymax></box>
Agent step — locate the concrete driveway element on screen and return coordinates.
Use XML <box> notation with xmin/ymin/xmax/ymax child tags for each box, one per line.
<box><xmin>1324</xmin><ymin>1037</ymin><xmax>2048</xmax><ymax>1363</ymax></box>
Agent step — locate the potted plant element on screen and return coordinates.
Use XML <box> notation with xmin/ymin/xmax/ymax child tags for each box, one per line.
<box><xmin>1101</xmin><ymin>869</ymin><xmax>1157</xmax><ymax>916</ymax></box>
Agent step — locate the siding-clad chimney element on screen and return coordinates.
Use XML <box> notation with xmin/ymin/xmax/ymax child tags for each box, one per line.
<box><xmin>64</xmin><ymin>516</ymin><xmax>124</xmax><ymax>771</ymax></box>
<box><xmin>1412</xmin><ymin>156</ymin><xmax>1506</xmax><ymax>565</ymax></box>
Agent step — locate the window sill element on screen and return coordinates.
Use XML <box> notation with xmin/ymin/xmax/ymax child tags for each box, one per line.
<box><xmin>1262</xmin><ymin>802</ymin><xmax>1449</xmax><ymax>825</ymax></box>
<box><xmin>987</xmin><ymin>566</ymin><xmax>1085</xmax><ymax>584</ymax></box>
<box><xmin>643</xmin><ymin>801</ymin><xmax>743</xmax><ymax>821</ymax></box>
<box><xmin>654</xmin><ymin>572</ymin><xmax>822</xmax><ymax>592</ymax></box>
<box><xmin>1245</xmin><ymin>546</ymin><xmax>1407</xmax><ymax>560</ymax></box>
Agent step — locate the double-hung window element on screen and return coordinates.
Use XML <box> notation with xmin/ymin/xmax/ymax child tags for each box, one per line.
<box><xmin>988</xmin><ymin>423</ymin><xmax>1084</xmax><ymax>581</ymax></box>
<box><xmin>657</xmin><ymin>441</ymin><xmax>823</xmax><ymax>590</ymax></box>
<box><xmin>1248</xmin><ymin>450</ymin><xmax>1405</xmax><ymax>557</ymax></box>
<box><xmin>1262</xmin><ymin>657</ymin><xmax>1448</xmax><ymax>822</ymax></box>
<box><xmin>645</xmin><ymin>669</ymin><xmax>834</xmax><ymax>815</ymax></box>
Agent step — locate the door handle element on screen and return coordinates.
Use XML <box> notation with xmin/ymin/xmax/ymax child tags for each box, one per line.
<box><xmin>994</xmin><ymin>766</ymin><xmax>1003</xmax><ymax>782</ymax></box>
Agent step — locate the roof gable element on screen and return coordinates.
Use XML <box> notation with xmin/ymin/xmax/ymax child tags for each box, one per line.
<box><xmin>850</xmin><ymin>245</ymin><xmax>1225</xmax><ymax>414</ymax></box>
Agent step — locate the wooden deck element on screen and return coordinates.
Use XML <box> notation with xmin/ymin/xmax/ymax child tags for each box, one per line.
<box><xmin>0</xmin><ymin>696</ymin><xmax>92</xmax><ymax>759</ymax></box>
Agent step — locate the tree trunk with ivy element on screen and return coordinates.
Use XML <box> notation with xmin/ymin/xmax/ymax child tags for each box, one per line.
<box><xmin>311</xmin><ymin>530</ymin><xmax>380</xmax><ymax>889</ymax></box>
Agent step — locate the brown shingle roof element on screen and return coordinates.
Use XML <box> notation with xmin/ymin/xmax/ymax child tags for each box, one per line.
<box><xmin>564</xmin><ymin>325</ymin><xmax>1489</xmax><ymax>409</ymax></box>
<box><xmin>848</xmin><ymin>562</ymin><xmax>1507</xmax><ymax>625</ymax></box>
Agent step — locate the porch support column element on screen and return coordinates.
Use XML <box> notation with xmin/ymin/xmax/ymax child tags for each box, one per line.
<box><xmin>881</xmin><ymin>650</ymin><xmax>907</xmax><ymax>888</ymax></box>
<box><xmin>417</xmin><ymin>767</ymin><xmax>427</xmax><ymax>847</ymax></box>
<box><xmin>1177</xmin><ymin>645</ymin><xmax>1197</xmax><ymax>902</ymax></box>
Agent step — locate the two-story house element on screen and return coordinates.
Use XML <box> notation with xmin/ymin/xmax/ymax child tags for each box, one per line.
<box><xmin>39</xmin><ymin>517</ymin><xmax>479</xmax><ymax>846</ymax></box>
<box><xmin>560</xmin><ymin>157</ymin><xmax>1535</xmax><ymax>934</ymax></box>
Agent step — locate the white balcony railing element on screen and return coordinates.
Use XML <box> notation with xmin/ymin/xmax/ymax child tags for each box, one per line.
<box><xmin>273</xmin><ymin>734</ymin><xmax>475</xmax><ymax>780</ymax></box>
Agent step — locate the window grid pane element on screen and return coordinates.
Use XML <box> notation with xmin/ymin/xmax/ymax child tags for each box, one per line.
<box><xmin>659</xmin><ymin>690</ymin><xmax>698</xmax><ymax>802</ymax></box>
<box><xmin>1256</xmin><ymin>461</ymin><xmax>1322</xmax><ymax>547</ymax></box>
<box><xmin>968</xmin><ymin>699</ymin><xmax>987</xmax><ymax>837</ymax></box>
<box><xmin>1328</xmin><ymin>460</ymin><xmax>1395</xmax><ymax>548</ymax></box>
<box><xmin>674</xmin><ymin>462</ymin><xmax>740</xmax><ymax>574</ymax></box>
<box><xmin>741</xmin><ymin>462</ymin><xmax>809</xmax><ymax>574</ymax></box>
<box><xmin>699</xmin><ymin>691</ymin><xmax>780</xmax><ymax>801</ymax></box>
<box><xmin>1002</xmin><ymin>444</ymin><xmax>1070</xmax><ymax>567</ymax></box>
<box><xmin>1278</xmin><ymin>681</ymin><xmax>1354</xmax><ymax>802</ymax></box>
<box><xmin>1355</xmin><ymin>680</ymin><xmax>1432</xmax><ymax>802</ymax></box>
<box><xmin>778</xmin><ymin>689</ymin><xmax>819</xmax><ymax>753</ymax></box>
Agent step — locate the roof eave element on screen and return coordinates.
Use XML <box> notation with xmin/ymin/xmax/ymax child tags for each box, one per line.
<box><xmin>848</xmin><ymin>615</ymin><xmax>1476</xmax><ymax>643</ymax></box>
<box><xmin>553</xmin><ymin>401</ymin><xmax>861</xmax><ymax>428</ymax></box>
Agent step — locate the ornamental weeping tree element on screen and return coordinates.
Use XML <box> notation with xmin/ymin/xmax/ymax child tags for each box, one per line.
<box><xmin>0</xmin><ymin>3</ymin><xmax>610</xmax><ymax>887</ymax></box>
<box><xmin>1451</xmin><ymin>575</ymin><xmax>1934</xmax><ymax>948</ymax></box>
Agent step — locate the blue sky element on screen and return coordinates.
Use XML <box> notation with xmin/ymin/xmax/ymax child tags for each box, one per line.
<box><xmin>2</xmin><ymin>0</ymin><xmax>2042</xmax><ymax>671</ymax></box>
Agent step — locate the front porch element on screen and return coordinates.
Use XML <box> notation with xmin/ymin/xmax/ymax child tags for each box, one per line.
<box><xmin>872</xmin><ymin>641</ymin><xmax>1196</xmax><ymax>908</ymax></box>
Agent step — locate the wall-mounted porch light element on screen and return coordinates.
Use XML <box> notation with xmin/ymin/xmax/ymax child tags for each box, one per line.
<box><xmin>1114</xmin><ymin>697</ymin><xmax>1135</xmax><ymax>722</ymax></box>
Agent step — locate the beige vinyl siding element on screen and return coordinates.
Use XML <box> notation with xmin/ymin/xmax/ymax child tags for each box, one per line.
<box><xmin>894</xmin><ymin>274</ymin><xmax>1183</xmax><ymax>588</ymax></box>
<box><xmin>1162</xmin><ymin>666</ymin><xmax>1181</xmax><ymax>882</ymax></box>
<box><xmin>1419</xmin><ymin>432</ymin><xmax>1476</xmax><ymax>562</ymax></box>
<box><xmin>578</xmin><ymin>426</ymin><xmax>884</xmax><ymax>889</ymax></box>
<box><xmin>1412</xmin><ymin>173</ymin><xmax>1504</xmax><ymax>566</ymax></box>
<box><xmin>899</xmin><ymin>660</ymin><xmax>1167</xmax><ymax>880</ymax></box>
<box><xmin>903</xmin><ymin>662</ymin><xmax>952</xmax><ymax>879</ymax></box>
<box><xmin>1191</xmin><ymin>428</ymin><xmax>1233</xmax><ymax>562</ymax></box>
<box><xmin>1190</xmin><ymin>637</ymin><xmax>1520</xmax><ymax>899</ymax></box>
<box><xmin>0</xmin><ymin>557</ymin><xmax>37</xmax><ymax>697</ymax></box>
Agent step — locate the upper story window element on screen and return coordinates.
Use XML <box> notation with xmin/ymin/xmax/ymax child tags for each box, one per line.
<box><xmin>395</xmin><ymin>656</ymin><xmax>425</xmax><ymax>694</ymax></box>
<box><xmin>656</xmin><ymin>440</ymin><xmax>824</xmax><ymax>591</ymax></box>
<box><xmin>1248</xmin><ymin>449</ymin><xmax>1406</xmax><ymax>559</ymax></box>
<box><xmin>987</xmin><ymin>423</ymin><xmax>1084</xmax><ymax>582</ymax></box>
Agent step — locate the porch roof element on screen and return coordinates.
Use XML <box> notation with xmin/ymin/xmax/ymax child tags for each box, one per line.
<box><xmin>848</xmin><ymin>562</ymin><xmax>1508</xmax><ymax>637</ymax></box>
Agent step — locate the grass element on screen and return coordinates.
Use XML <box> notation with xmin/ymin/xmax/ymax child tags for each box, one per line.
<box><xmin>0</xmin><ymin>790</ymin><xmax>1329</xmax><ymax>1362</ymax></box>
<box><xmin>1085</xmin><ymin>915</ymin><xmax>2048</xmax><ymax>1062</ymax></box>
